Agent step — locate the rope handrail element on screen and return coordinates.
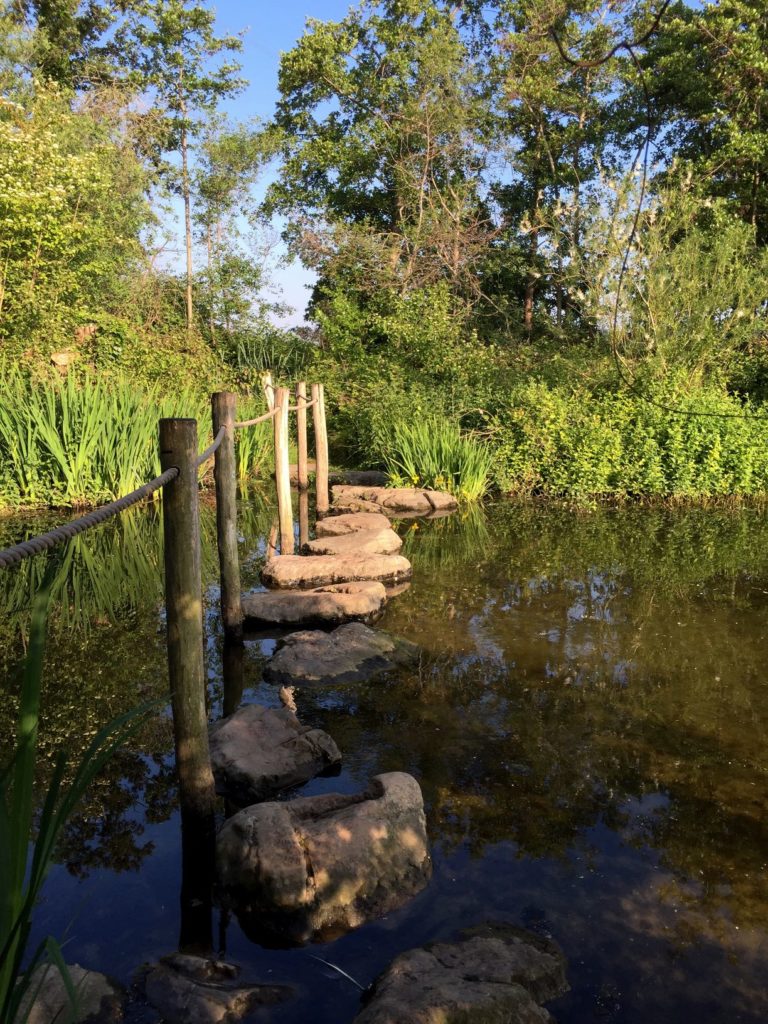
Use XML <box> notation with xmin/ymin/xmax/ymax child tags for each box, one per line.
<box><xmin>196</xmin><ymin>425</ymin><xmax>226</xmax><ymax>467</ymax></box>
<box><xmin>234</xmin><ymin>408</ymin><xmax>279</xmax><ymax>429</ymax></box>
<box><xmin>0</xmin><ymin>466</ymin><xmax>180</xmax><ymax>570</ymax></box>
<box><xmin>288</xmin><ymin>397</ymin><xmax>317</xmax><ymax>413</ymax></box>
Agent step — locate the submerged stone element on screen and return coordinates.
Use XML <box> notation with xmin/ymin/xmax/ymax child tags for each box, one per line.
<box><xmin>331</xmin><ymin>485</ymin><xmax>458</xmax><ymax>516</ymax></box>
<box><xmin>353</xmin><ymin>924</ymin><xmax>569</xmax><ymax>1024</ymax></box>
<box><xmin>209</xmin><ymin>704</ymin><xmax>341</xmax><ymax>805</ymax></box>
<box><xmin>216</xmin><ymin>772</ymin><xmax>431</xmax><ymax>945</ymax></box>
<box><xmin>140</xmin><ymin>954</ymin><xmax>290</xmax><ymax>1024</ymax></box>
<box><xmin>315</xmin><ymin>512</ymin><xmax>392</xmax><ymax>537</ymax></box>
<box><xmin>263</xmin><ymin>622</ymin><xmax>419</xmax><ymax>686</ymax></box>
<box><xmin>18</xmin><ymin>964</ymin><xmax>122</xmax><ymax>1024</ymax></box>
<box><xmin>302</xmin><ymin>527</ymin><xmax>403</xmax><ymax>557</ymax></box>
<box><xmin>242</xmin><ymin>581</ymin><xmax>387</xmax><ymax>628</ymax></box>
<box><xmin>329</xmin><ymin>470</ymin><xmax>390</xmax><ymax>486</ymax></box>
<box><xmin>261</xmin><ymin>553</ymin><xmax>412</xmax><ymax>590</ymax></box>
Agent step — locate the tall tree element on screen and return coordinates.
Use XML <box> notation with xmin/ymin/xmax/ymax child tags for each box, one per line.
<box><xmin>117</xmin><ymin>0</ymin><xmax>244</xmax><ymax>332</ymax></box>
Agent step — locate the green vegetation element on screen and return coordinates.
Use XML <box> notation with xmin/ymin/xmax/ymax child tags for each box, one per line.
<box><xmin>0</xmin><ymin>582</ymin><xmax>150</xmax><ymax>1023</ymax></box>
<box><xmin>1</xmin><ymin>0</ymin><xmax>767</xmax><ymax>504</ymax></box>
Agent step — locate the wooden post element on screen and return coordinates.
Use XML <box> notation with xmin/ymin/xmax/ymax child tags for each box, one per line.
<box><xmin>299</xmin><ymin>489</ymin><xmax>310</xmax><ymax>550</ymax></box>
<box><xmin>212</xmin><ymin>392</ymin><xmax>242</xmax><ymax>640</ymax></box>
<box><xmin>312</xmin><ymin>382</ymin><xmax>329</xmax><ymax>515</ymax></box>
<box><xmin>262</xmin><ymin>371</ymin><xmax>275</xmax><ymax>410</ymax></box>
<box><xmin>296</xmin><ymin>381</ymin><xmax>309</xmax><ymax>491</ymax></box>
<box><xmin>273</xmin><ymin>386</ymin><xmax>294</xmax><ymax>554</ymax></box>
<box><xmin>159</xmin><ymin>418</ymin><xmax>216</xmax><ymax>828</ymax></box>
<box><xmin>267</xmin><ymin>518</ymin><xmax>279</xmax><ymax>558</ymax></box>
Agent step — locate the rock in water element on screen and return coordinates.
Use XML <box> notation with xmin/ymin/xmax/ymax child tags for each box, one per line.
<box><xmin>261</xmin><ymin>553</ymin><xmax>412</xmax><ymax>590</ymax></box>
<box><xmin>140</xmin><ymin>954</ymin><xmax>291</xmax><ymax>1024</ymax></box>
<box><xmin>315</xmin><ymin>512</ymin><xmax>392</xmax><ymax>537</ymax></box>
<box><xmin>242</xmin><ymin>581</ymin><xmax>387</xmax><ymax>627</ymax></box>
<box><xmin>209</xmin><ymin>705</ymin><xmax>341</xmax><ymax>805</ymax></box>
<box><xmin>263</xmin><ymin>622</ymin><xmax>419</xmax><ymax>686</ymax></box>
<box><xmin>329</xmin><ymin>470</ymin><xmax>390</xmax><ymax>486</ymax></box>
<box><xmin>216</xmin><ymin>772</ymin><xmax>431</xmax><ymax>944</ymax></box>
<box><xmin>18</xmin><ymin>964</ymin><xmax>122</xmax><ymax>1024</ymax></box>
<box><xmin>302</xmin><ymin>527</ymin><xmax>403</xmax><ymax>557</ymax></box>
<box><xmin>331</xmin><ymin>485</ymin><xmax>458</xmax><ymax>516</ymax></box>
<box><xmin>353</xmin><ymin>924</ymin><xmax>569</xmax><ymax>1024</ymax></box>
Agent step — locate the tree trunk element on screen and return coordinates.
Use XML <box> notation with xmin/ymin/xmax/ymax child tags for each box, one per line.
<box><xmin>180</xmin><ymin>114</ymin><xmax>194</xmax><ymax>334</ymax></box>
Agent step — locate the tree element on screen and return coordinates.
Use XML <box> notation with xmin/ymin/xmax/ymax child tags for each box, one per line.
<box><xmin>116</xmin><ymin>0</ymin><xmax>245</xmax><ymax>332</ymax></box>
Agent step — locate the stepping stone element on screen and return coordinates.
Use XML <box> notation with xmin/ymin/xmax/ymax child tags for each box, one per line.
<box><xmin>217</xmin><ymin>772</ymin><xmax>431</xmax><ymax>945</ymax></box>
<box><xmin>209</xmin><ymin>704</ymin><xmax>341</xmax><ymax>805</ymax></box>
<box><xmin>242</xmin><ymin>581</ymin><xmax>387</xmax><ymax>628</ymax></box>
<box><xmin>302</xmin><ymin>527</ymin><xmax>402</xmax><ymax>557</ymax></box>
<box><xmin>261</xmin><ymin>553</ymin><xmax>412</xmax><ymax>590</ymax></box>
<box><xmin>264</xmin><ymin>622</ymin><xmax>419</xmax><ymax>686</ymax></box>
<box><xmin>353</xmin><ymin>924</ymin><xmax>568</xmax><ymax>1024</ymax></box>
<box><xmin>140</xmin><ymin>954</ymin><xmax>291</xmax><ymax>1024</ymax></box>
<box><xmin>315</xmin><ymin>511</ymin><xmax>392</xmax><ymax>537</ymax></box>
<box><xmin>332</xmin><ymin>485</ymin><xmax>458</xmax><ymax>516</ymax></box>
<box><xmin>20</xmin><ymin>965</ymin><xmax>123</xmax><ymax>1024</ymax></box>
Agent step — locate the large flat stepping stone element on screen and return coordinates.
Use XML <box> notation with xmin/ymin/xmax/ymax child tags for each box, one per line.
<box><xmin>217</xmin><ymin>772</ymin><xmax>431</xmax><ymax>944</ymax></box>
<box><xmin>140</xmin><ymin>954</ymin><xmax>291</xmax><ymax>1024</ymax></box>
<box><xmin>315</xmin><ymin>511</ymin><xmax>392</xmax><ymax>537</ymax></box>
<box><xmin>261</xmin><ymin>553</ymin><xmax>412</xmax><ymax>590</ymax></box>
<box><xmin>354</xmin><ymin>924</ymin><xmax>568</xmax><ymax>1024</ymax></box>
<box><xmin>20</xmin><ymin>964</ymin><xmax>123</xmax><ymax>1024</ymax></box>
<box><xmin>242</xmin><ymin>581</ymin><xmax>386</xmax><ymax>628</ymax></box>
<box><xmin>332</xmin><ymin>485</ymin><xmax>458</xmax><ymax>516</ymax></box>
<box><xmin>264</xmin><ymin>622</ymin><xmax>419</xmax><ymax>686</ymax></box>
<box><xmin>209</xmin><ymin>704</ymin><xmax>341</xmax><ymax>804</ymax></box>
<box><xmin>302</xmin><ymin>527</ymin><xmax>402</xmax><ymax>557</ymax></box>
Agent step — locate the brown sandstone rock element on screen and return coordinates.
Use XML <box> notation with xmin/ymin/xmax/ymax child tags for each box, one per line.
<box><xmin>141</xmin><ymin>954</ymin><xmax>290</xmax><ymax>1024</ymax></box>
<box><xmin>242</xmin><ymin>581</ymin><xmax>387</xmax><ymax>627</ymax></box>
<box><xmin>18</xmin><ymin>964</ymin><xmax>123</xmax><ymax>1024</ymax></box>
<box><xmin>331</xmin><ymin>485</ymin><xmax>458</xmax><ymax>516</ymax></box>
<box><xmin>302</xmin><ymin>527</ymin><xmax>403</xmax><ymax>557</ymax></box>
<box><xmin>263</xmin><ymin>622</ymin><xmax>419</xmax><ymax>686</ymax></box>
<box><xmin>261</xmin><ymin>553</ymin><xmax>412</xmax><ymax>590</ymax></box>
<box><xmin>216</xmin><ymin>772</ymin><xmax>431</xmax><ymax>944</ymax></box>
<box><xmin>209</xmin><ymin>704</ymin><xmax>341</xmax><ymax>805</ymax></box>
<box><xmin>315</xmin><ymin>512</ymin><xmax>393</xmax><ymax>537</ymax></box>
<box><xmin>353</xmin><ymin>924</ymin><xmax>569</xmax><ymax>1024</ymax></box>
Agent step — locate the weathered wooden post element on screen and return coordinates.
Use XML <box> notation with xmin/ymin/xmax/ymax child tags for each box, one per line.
<box><xmin>262</xmin><ymin>371</ymin><xmax>275</xmax><ymax>410</ymax></box>
<box><xmin>312</xmin><ymin>382</ymin><xmax>329</xmax><ymax>515</ymax></box>
<box><xmin>159</xmin><ymin>417</ymin><xmax>216</xmax><ymax>833</ymax></box>
<box><xmin>299</xmin><ymin>488</ymin><xmax>310</xmax><ymax>550</ymax></box>
<box><xmin>212</xmin><ymin>392</ymin><xmax>243</xmax><ymax>640</ymax></box>
<box><xmin>273</xmin><ymin>386</ymin><xmax>295</xmax><ymax>554</ymax></box>
<box><xmin>296</xmin><ymin>381</ymin><xmax>309</xmax><ymax>491</ymax></box>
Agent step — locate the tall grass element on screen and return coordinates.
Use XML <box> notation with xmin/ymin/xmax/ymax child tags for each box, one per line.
<box><xmin>381</xmin><ymin>415</ymin><xmax>494</xmax><ymax>502</ymax></box>
<box><xmin>0</xmin><ymin>578</ymin><xmax>150</xmax><ymax>1023</ymax></box>
<box><xmin>233</xmin><ymin>398</ymin><xmax>274</xmax><ymax>481</ymax></box>
<box><xmin>0</xmin><ymin>368</ymin><xmax>208</xmax><ymax>509</ymax></box>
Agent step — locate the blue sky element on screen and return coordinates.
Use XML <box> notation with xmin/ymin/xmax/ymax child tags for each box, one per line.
<box><xmin>203</xmin><ymin>2</ymin><xmax>354</xmax><ymax>324</ymax></box>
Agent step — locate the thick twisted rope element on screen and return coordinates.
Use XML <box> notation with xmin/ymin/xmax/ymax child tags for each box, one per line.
<box><xmin>234</xmin><ymin>408</ymin><xmax>279</xmax><ymax>429</ymax></box>
<box><xmin>0</xmin><ymin>466</ymin><xmax>179</xmax><ymax>570</ymax></box>
<box><xmin>196</xmin><ymin>425</ymin><xmax>226</xmax><ymax>466</ymax></box>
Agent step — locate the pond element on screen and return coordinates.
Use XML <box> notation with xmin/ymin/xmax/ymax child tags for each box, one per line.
<box><xmin>2</xmin><ymin>497</ymin><xmax>767</xmax><ymax>1022</ymax></box>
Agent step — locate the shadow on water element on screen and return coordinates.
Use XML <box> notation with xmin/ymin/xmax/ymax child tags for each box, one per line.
<box><xmin>2</xmin><ymin>497</ymin><xmax>768</xmax><ymax>1021</ymax></box>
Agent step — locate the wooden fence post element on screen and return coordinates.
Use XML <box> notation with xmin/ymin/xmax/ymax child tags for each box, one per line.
<box><xmin>262</xmin><ymin>371</ymin><xmax>275</xmax><ymax>410</ymax></box>
<box><xmin>159</xmin><ymin>418</ymin><xmax>216</xmax><ymax>829</ymax></box>
<box><xmin>274</xmin><ymin>386</ymin><xmax>294</xmax><ymax>554</ymax></box>
<box><xmin>296</xmin><ymin>381</ymin><xmax>309</xmax><ymax>491</ymax></box>
<box><xmin>212</xmin><ymin>392</ymin><xmax>242</xmax><ymax>640</ymax></box>
<box><xmin>312</xmin><ymin>382</ymin><xmax>329</xmax><ymax>515</ymax></box>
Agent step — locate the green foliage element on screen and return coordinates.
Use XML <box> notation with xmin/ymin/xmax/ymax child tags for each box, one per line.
<box><xmin>0</xmin><ymin>367</ymin><xmax>209</xmax><ymax>509</ymax></box>
<box><xmin>0</xmin><ymin>581</ymin><xmax>150</xmax><ymax>1023</ymax></box>
<box><xmin>378</xmin><ymin>415</ymin><xmax>494</xmax><ymax>502</ymax></box>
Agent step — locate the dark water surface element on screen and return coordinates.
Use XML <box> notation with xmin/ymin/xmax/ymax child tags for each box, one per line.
<box><xmin>1</xmin><ymin>498</ymin><xmax>767</xmax><ymax>1022</ymax></box>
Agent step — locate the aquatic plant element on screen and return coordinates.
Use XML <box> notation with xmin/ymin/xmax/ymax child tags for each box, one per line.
<box><xmin>232</xmin><ymin>398</ymin><xmax>274</xmax><ymax>481</ymax></box>
<box><xmin>0</xmin><ymin>581</ymin><xmax>151</xmax><ymax>1023</ymax></box>
<box><xmin>382</xmin><ymin>415</ymin><xmax>494</xmax><ymax>502</ymax></box>
<box><xmin>0</xmin><ymin>367</ymin><xmax>209</xmax><ymax>509</ymax></box>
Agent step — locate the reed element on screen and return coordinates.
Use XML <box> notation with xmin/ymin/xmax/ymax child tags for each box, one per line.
<box><xmin>0</xmin><ymin>579</ymin><xmax>151</xmax><ymax>1023</ymax></box>
<box><xmin>382</xmin><ymin>415</ymin><xmax>494</xmax><ymax>502</ymax></box>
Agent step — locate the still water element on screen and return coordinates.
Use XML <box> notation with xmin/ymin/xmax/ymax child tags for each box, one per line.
<box><xmin>1</xmin><ymin>497</ymin><xmax>767</xmax><ymax>1022</ymax></box>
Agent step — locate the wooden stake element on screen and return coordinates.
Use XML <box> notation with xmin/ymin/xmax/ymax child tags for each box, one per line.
<box><xmin>261</xmin><ymin>371</ymin><xmax>275</xmax><ymax>410</ymax></box>
<box><xmin>296</xmin><ymin>381</ymin><xmax>309</xmax><ymax>491</ymax></box>
<box><xmin>274</xmin><ymin>386</ymin><xmax>294</xmax><ymax>554</ymax></box>
<box><xmin>312</xmin><ymin>382</ymin><xmax>329</xmax><ymax>515</ymax></box>
<box><xmin>212</xmin><ymin>392</ymin><xmax>242</xmax><ymax>640</ymax></box>
<box><xmin>159</xmin><ymin>418</ymin><xmax>216</xmax><ymax>827</ymax></box>
<box><xmin>299</xmin><ymin>488</ymin><xmax>310</xmax><ymax>550</ymax></box>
